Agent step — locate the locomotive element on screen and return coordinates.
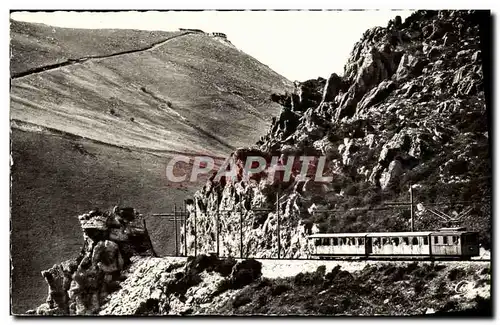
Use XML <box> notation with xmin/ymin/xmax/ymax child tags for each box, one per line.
<box><xmin>308</xmin><ymin>227</ymin><xmax>479</xmax><ymax>260</ymax></box>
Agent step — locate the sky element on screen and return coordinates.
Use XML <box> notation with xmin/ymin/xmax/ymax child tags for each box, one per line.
<box><xmin>10</xmin><ymin>10</ymin><xmax>413</xmax><ymax>81</ymax></box>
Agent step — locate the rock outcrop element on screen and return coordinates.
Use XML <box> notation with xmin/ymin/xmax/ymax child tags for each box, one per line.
<box><xmin>185</xmin><ymin>10</ymin><xmax>491</xmax><ymax>258</ymax></box>
<box><xmin>27</xmin><ymin>207</ymin><xmax>155</xmax><ymax>315</ymax></box>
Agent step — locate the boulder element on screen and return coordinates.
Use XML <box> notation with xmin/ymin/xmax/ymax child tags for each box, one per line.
<box><xmin>395</xmin><ymin>53</ymin><xmax>428</xmax><ymax>80</ymax></box>
<box><xmin>357</xmin><ymin>80</ymin><xmax>396</xmax><ymax>114</ymax></box>
<box><xmin>379</xmin><ymin>160</ymin><xmax>404</xmax><ymax>190</ymax></box>
<box><xmin>30</xmin><ymin>207</ymin><xmax>156</xmax><ymax>315</ymax></box>
<box><xmin>321</xmin><ymin>73</ymin><xmax>343</xmax><ymax>103</ymax></box>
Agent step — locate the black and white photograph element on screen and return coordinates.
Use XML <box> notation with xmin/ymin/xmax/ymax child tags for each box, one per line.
<box><xmin>8</xmin><ymin>7</ymin><xmax>493</xmax><ymax>317</ymax></box>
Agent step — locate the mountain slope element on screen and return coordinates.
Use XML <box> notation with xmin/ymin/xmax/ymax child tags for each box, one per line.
<box><xmin>10</xmin><ymin>20</ymin><xmax>292</xmax><ymax>314</ymax></box>
<box><xmin>10</xmin><ymin>19</ymin><xmax>293</xmax><ymax>156</ymax></box>
<box><xmin>183</xmin><ymin>10</ymin><xmax>491</xmax><ymax>259</ymax></box>
<box><xmin>10</xmin><ymin>20</ymin><xmax>180</xmax><ymax>77</ymax></box>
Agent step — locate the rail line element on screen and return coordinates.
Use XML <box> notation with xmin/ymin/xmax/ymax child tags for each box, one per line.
<box><xmin>158</xmin><ymin>255</ymin><xmax>490</xmax><ymax>263</ymax></box>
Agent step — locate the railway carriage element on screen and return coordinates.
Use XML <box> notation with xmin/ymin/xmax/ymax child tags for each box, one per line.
<box><xmin>308</xmin><ymin>227</ymin><xmax>479</xmax><ymax>260</ymax></box>
<box><xmin>367</xmin><ymin>232</ymin><xmax>432</xmax><ymax>256</ymax></box>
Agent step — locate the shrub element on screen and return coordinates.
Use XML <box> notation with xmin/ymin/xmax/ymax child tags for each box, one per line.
<box><xmin>134</xmin><ymin>298</ymin><xmax>160</xmax><ymax>315</ymax></box>
<box><xmin>232</xmin><ymin>292</ymin><xmax>252</xmax><ymax>308</ymax></box>
<box><xmin>447</xmin><ymin>268</ymin><xmax>466</xmax><ymax>281</ymax></box>
<box><xmin>231</xmin><ymin>259</ymin><xmax>262</xmax><ymax>289</ymax></box>
<box><xmin>316</xmin><ymin>265</ymin><xmax>327</xmax><ymax>277</ymax></box>
<box><xmin>214</xmin><ymin>257</ymin><xmax>237</xmax><ymax>277</ymax></box>
<box><xmin>213</xmin><ymin>278</ymin><xmax>232</xmax><ymax>296</ymax></box>
<box><xmin>293</xmin><ymin>271</ymin><xmax>324</xmax><ymax>286</ymax></box>
<box><xmin>414</xmin><ymin>280</ymin><xmax>425</xmax><ymax>295</ymax></box>
<box><xmin>271</xmin><ymin>283</ymin><xmax>290</xmax><ymax>296</ymax></box>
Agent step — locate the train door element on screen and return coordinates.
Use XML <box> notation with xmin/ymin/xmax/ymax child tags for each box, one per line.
<box><xmin>365</xmin><ymin>237</ymin><xmax>372</xmax><ymax>255</ymax></box>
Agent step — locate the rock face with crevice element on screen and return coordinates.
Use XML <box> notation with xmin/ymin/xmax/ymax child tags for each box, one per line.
<box><xmin>27</xmin><ymin>207</ymin><xmax>155</xmax><ymax>315</ymax></box>
<box><xmin>184</xmin><ymin>10</ymin><xmax>491</xmax><ymax>258</ymax></box>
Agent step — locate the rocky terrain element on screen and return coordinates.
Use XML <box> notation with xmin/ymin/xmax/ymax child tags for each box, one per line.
<box><xmin>28</xmin><ymin>211</ymin><xmax>491</xmax><ymax>315</ymax></box>
<box><xmin>11</xmin><ymin>19</ymin><xmax>292</xmax><ymax>156</ymax></box>
<box><xmin>15</xmin><ymin>10</ymin><xmax>492</xmax><ymax>316</ymax></box>
<box><xmin>10</xmin><ymin>19</ymin><xmax>292</xmax><ymax>313</ymax></box>
<box><xmin>183</xmin><ymin>10</ymin><xmax>492</xmax><ymax>259</ymax></box>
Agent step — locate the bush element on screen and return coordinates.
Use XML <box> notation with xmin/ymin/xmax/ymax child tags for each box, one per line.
<box><xmin>447</xmin><ymin>268</ymin><xmax>466</xmax><ymax>281</ymax></box>
<box><xmin>134</xmin><ymin>298</ymin><xmax>161</xmax><ymax>315</ymax></box>
<box><xmin>109</xmin><ymin>108</ymin><xmax>117</xmax><ymax>116</ymax></box>
<box><xmin>294</xmin><ymin>271</ymin><xmax>324</xmax><ymax>286</ymax></box>
<box><xmin>213</xmin><ymin>278</ymin><xmax>232</xmax><ymax>296</ymax></box>
<box><xmin>231</xmin><ymin>259</ymin><xmax>262</xmax><ymax>289</ymax></box>
<box><xmin>213</xmin><ymin>258</ymin><xmax>262</xmax><ymax>295</ymax></box>
<box><xmin>232</xmin><ymin>292</ymin><xmax>252</xmax><ymax>308</ymax></box>
<box><xmin>271</xmin><ymin>283</ymin><xmax>290</xmax><ymax>296</ymax></box>
<box><xmin>214</xmin><ymin>257</ymin><xmax>237</xmax><ymax>277</ymax></box>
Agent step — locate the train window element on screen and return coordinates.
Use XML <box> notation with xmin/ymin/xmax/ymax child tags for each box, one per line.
<box><xmin>452</xmin><ymin>236</ymin><xmax>459</xmax><ymax>245</ymax></box>
<box><xmin>464</xmin><ymin>234</ymin><xmax>478</xmax><ymax>244</ymax></box>
<box><xmin>443</xmin><ymin>236</ymin><xmax>448</xmax><ymax>245</ymax></box>
<box><xmin>382</xmin><ymin>238</ymin><xmax>387</xmax><ymax>245</ymax></box>
<box><xmin>434</xmin><ymin>236</ymin><xmax>439</xmax><ymax>244</ymax></box>
<box><xmin>412</xmin><ymin>237</ymin><xmax>419</xmax><ymax>245</ymax></box>
<box><xmin>373</xmin><ymin>238</ymin><xmax>379</xmax><ymax>246</ymax></box>
<box><xmin>393</xmin><ymin>237</ymin><xmax>400</xmax><ymax>246</ymax></box>
<box><xmin>358</xmin><ymin>238</ymin><xmax>365</xmax><ymax>245</ymax></box>
<box><xmin>315</xmin><ymin>239</ymin><xmax>321</xmax><ymax>246</ymax></box>
<box><xmin>423</xmin><ymin>237</ymin><xmax>429</xmax><ymax>245</ymax></box>
<box><xmin>332</xmin><ymin>238</ymin><xmax>338</xmax><ymax>246</ymax></box>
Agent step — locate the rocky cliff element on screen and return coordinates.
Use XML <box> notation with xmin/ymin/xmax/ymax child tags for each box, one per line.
<box><xmin>27</xmin><ymin>207</ymin><xmax>156</xmax><ymax>315</ymax></box>
<box><xmin>10</xmin><ymin>19</ymin><xmax>293</xmax><ymax>313</ymax></box>
<box><xmin>182</xmin><ymin>10</ymin><xmax>491</xmax><ymax>258</ymax></box>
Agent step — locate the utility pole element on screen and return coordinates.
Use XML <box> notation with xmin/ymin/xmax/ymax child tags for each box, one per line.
<box><xmin>183</xmin><ymin>201</ymin><xmax>187</xmax><ymax>257</ymax></box>
<box><xmin>216</xmin><ymin>210</ymin><xmax>220</xmax><ymax>257</ymax></box>
<box><xmin>276</xmin><ymin>187</ymin><xmax>281</xmax><ymax>259</ymax></box>
<box><xmin>174</xmin><ymin>204</ymin><xmax>178</xmax><ymax>256</ymax></box>
<box><xmin>409</xmin><ymin>183</ymin><xmax>414</xmax><ymax>232</ymax></box>
<box><xmin>194</xmin><ymin>206</ymin><xmax>197</xmax><ymax>257</ymax></box>
<box><xmin>240</xmin><ymin>209</ymin><xmax>244</xmax><ymax>259</ymax></box>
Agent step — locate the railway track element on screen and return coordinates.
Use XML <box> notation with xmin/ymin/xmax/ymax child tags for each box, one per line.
<box><xmin>157</xmin><ymin>255</ymin><xmax>489</xmax><ymax>280</ymax></box>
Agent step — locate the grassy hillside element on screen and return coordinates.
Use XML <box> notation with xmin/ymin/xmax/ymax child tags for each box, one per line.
<box><xmin>10</xmin><ymin>19</ymin><xmax>292</xmax><ymax>156</ymax></box>
<box><xmin>10</xmin><ymin>19</ymin><xmax>180</xmax><ymax>76</ymax></box>
<box><xmin>11</xmin><ymin>127</ymin><xmax>202</xmax><ymax>313</ymax></box>
<box><xmin>10</xmin><ymin>20</ymin><xmax>292</xmax><ymax>313</ymax></box>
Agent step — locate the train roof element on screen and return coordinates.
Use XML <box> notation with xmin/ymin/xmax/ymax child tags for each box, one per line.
<box><xmin>309</xmin><ymin>233</ymin><xmax>369</xmax><ymax>238</ymax></box>
<box><xmin>308</xmin><ymin>230</ymin><xmax>477</xmax><ymax>239</ymax></box>
<box><xmin>309</xmin><ymin>231</ymin><xmax>433</xmax><ymax>238</ymax></box>
<box><xmin>431</xmin><ymin>227</ymin><xmax>475</xmax><ymax>235</ymax></box>
<box><xmin>367</xmin><ymin>231</ymin><xmax>433</xmax><ymax>237</ymax></box>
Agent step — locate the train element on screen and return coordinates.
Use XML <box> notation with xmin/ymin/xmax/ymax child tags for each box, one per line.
<box><xmin>308</xmin><ymin>227</ymin><xmax>479</xmax><ymax>260</ymax></box>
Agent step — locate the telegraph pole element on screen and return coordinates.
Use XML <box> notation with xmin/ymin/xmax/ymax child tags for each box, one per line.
<box><xmin>216</xmin><ymin>210</ymin><xmax>220</xmax><ymax>257</ymax></box>
<box><xmin>409</xmin><ymin>183</ymin><xmax>414</xmax><ymax>232</ymax></box>
<box><xmin>240</xmin><ymin>209</ymin><xmax>243</xmax><ymax>259</ymax></box>
<box><xmin>174</xmin><ymin>204</ymin><xmax>178</xmax><ymax>256</ymax></box>
<box><xmin>194</xmin><ymin>206</ymin><xmax>197</xmax><ymax>257</ymax></box>
<box><xmin>276</xmin><ymin>187</ymin><xmax>281</xmax><ymax>259</ymax></box>
<box><xmin>183</xmin><ymin>201</ymin><xmax>187</xmax><ymax>256</ymax></box>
